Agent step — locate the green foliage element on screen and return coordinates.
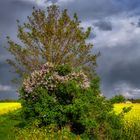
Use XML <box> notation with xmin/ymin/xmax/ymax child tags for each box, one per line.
<box><xmin>122</xmin><ymin>106</ymin><xmax>133</xmax><ymax>113</ymax></box>
<box><xmin>5</xmin><ymin>3</ymin><xmax>132</xmax><ymax>139</ymax></box>
<box><xmin>122</xmin><ymin>120</ymin><xmax>140</xmax><ymax>140</ymax></box>
<box><xmin>1</xmin><ymin>104</ymin><xmax>140</xmax><ymax>140</ymax></box>
<box><xmin>20</xmin><ymin>64</ymin><xmax>125</xmax><ymax>139</ymax></box>
<box><xmin>0</xmin><ymin>109</ymin><xmax>21</xmax><ymax>140</ymax></box>
<box><xmin>7</xmin><ymin>5</ymin><xmax>98</xmax><ymax>80</ymax></box>
<box><xmin>16</xmin><ymin>125</ymin><xmax>79</xmax><ymax>140</ymax></box>
<box><xmin>56</xmin><ymin>64</ymin><xmax>72</xmax><ymax>76</ymax></box>
<box><xmin>110</xmin><ymin>95</ymin><xmax>126</xmax><ymax>104</ymax></box>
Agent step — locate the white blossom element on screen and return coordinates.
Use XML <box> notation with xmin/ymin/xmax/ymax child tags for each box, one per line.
<box><xmin>23</xmin><ymin>62</ymin><xmax>90</xmax><ymax>93</ymax></box>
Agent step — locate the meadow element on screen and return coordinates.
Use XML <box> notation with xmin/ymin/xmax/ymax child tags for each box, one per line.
<box><xmin>0</xmin><ymin>103</ymin><xmax>140</xmax><ymax>140</ymax></box>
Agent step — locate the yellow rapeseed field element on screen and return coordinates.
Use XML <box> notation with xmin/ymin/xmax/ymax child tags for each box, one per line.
<box><xmin>114</xmin><ymin>103</ymin><xmax>140</xmax><ymax>131</ymax></box>
<box><xmin>114</xmin><ymin>103</ymin><xmax>140</xmax><ymax>139</ymax></box>
<box><xmin>0</xmin><ymin>103</ymin><xmax>21</xmax><ymax>115</ymax></box>
<box><xmin>114</xmin><ymin>103</ymin><xmax>140</xmax><ymax>121</ymax></box>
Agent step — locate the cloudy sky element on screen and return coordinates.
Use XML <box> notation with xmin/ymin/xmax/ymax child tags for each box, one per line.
<box><xmin>1</xmin><ymin>0</ymin><xmax>140</xmax><ymax>99</ymax></box>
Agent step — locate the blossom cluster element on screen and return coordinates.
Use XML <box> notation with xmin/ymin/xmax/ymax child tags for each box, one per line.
<box><xmin>23</xmin><ymin>62</ymin><xmax>90</xmax><ymax>93</ymax></box>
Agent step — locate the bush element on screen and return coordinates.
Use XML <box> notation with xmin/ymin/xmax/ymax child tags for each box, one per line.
<box><xmin>16</xmin><ymin>125</ymin><xmax>79</xmax><ymax>140</ymax></box>
<box><xmin>20</xmin><ymin>63</ymin><xmax>124</xmax><ymax>139</ymax></box>
<box><xmin>110</xmin><ymin>95</ymin><xmax>126</xmax><ymax>104</ymax></box>
<box><xmin>56</xmin><ymin>64</ymin><xmax>72</xmax><ymax>76</ymax></box>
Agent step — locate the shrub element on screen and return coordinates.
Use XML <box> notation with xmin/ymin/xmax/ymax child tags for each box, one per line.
<box><xmin>110</xmin><ymin>95</ymin><xmax>126</xmax><ymax>104</ymax></box>
<box><xmin>20</xmin><ymin>63</ymin><xmax>124</xmax><ymax>139</ymax></box>
<box><xmin>16</xmin><ymin>125</ymin><xmax>80</xmax><ymax>140</ymax></box>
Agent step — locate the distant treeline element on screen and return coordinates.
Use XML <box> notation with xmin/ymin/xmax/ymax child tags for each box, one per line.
<box><xmin>0</xmin><ymin>99</ymin><xmax>19</xmax><ymax>103</ymax></box>
<box><xmin>127</xmin><ymin>98</ymin><xmax>140</xmax><ymax>103</ymax></box>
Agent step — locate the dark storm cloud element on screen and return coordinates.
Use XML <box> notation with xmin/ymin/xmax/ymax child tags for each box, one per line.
<box><xmin>93</xmin><ymin>21</ymin><xmax>112</xmax><ymax>31</ymax></box>
<box><xmin>58</xmin><ymin>0</ymin><xmax>140</xmax><ymax>21</ymax></box>
<box><xmin>0</xmin><ymin>91</ymin><xmax>18</xmax><ymax>100</ymax></box>
<box><xmin>136</xmin><ymin>19</ymin><xmax>140</xmax><ymax>27</ymax></box>
<box><xmin>98</xmin><ymin>46</ymin><xmax>140</xmax><ymax>86</ymax></box>
<box><xmin>116</xmin><ymin>0</ymin><xmax>140</xmax><ymax>11</ymax></box>
<box><xmin>130</xmin><ymin>19</ymin><xmax>140</xmax><ymax>28</ymax></box>
<box><xmin>0</xmin><ymin>0</ymin><xmax>35</xmax><ymax>99</ymax></box>
<box><xmin>0</xmin><ymin>0</ymin><xmax>33</xmax><ymax>27</ymax></box>
<box><xmin>1</xmin><ymin>0</ymin><xmax>140</xmax><ymax>99</ymax></box>
<box><xmin>59</xmin><ymin>0</ymin><xmax>120</xmax><ymax>20</ymax></box>
<box><xmin>96</xmin><ymin>42</ymin><xmax>140</xmax><ymax>98</ymax></box>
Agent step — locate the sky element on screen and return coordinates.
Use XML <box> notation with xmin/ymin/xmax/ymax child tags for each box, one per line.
<box><xmin>1</xmin><ymin>0</ymin><xmax>140</xmax><ymax>99</ymax></box>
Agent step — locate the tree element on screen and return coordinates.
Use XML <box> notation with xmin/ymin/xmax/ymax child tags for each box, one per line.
<box><xmin>110</xmin><ymin>95</ymin><xmax>126</xmax><ymax>104</ymax></box>
<box><xmin>6</xmin><ymin>5</ymin><xmax>124</xmax><ymax>139</ymax></box>
<box><xmin>7</xmin><ymin>5</ymin><xmax>98</xmax><ymax>79</ymax></box>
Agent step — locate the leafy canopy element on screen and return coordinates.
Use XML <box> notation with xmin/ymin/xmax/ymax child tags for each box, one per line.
<box><xmin>7</xmin><ymin>5</ymin><xmax>98</xmax><ymax>79</ymax></box>
<box><xmin>110</xmin><ymin>95</ymin><xmax>126</xmax><ymax>104</ymax></box>
<box><xmin>20</xmin><ymin>64</ymin><xmax>123</xmax><ymax>138</ymax></box>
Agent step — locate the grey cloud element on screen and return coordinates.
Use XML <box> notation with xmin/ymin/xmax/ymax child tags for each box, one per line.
<box><xmin>0</xmin><ymin>91</ymin><xmax>18</xmax><ymax>100</ymax></box>
<box><xmin>130</xmin><ymin>19</ymin><xmax>140</xmax><ymax>28</ymax></box>
<box><xmin>96</xmin><ymin>42</ymin><xmax>140</xmax><ymax>98</ymax></box>
<box><xmin>0</xmin><ymin>0</ymin><xmax>35</xmax><ymax>99</ymax></box>
<box><xmin>130</xmin><ymin>22</ymin><xmax>135</xmax><ymax>26</ymax></box>
<box><xmin>89</xmin><ymin>32</ymin><xmax>96</xmax><ymax>39</ymax></box>
<box><xmin>93</xmin><ymin>20</ymin><xmax>112</xmax><ymax>31</ymax></box>
<box><xmin>1</xmin><ymin>0</ymin><xmax>140</xmax><ymax>99</ymax></box>
<box><xmin>116</xmin><ymin>0</ymin><xmax>140</xmax><ymax>11</ymax></box>
<box><xmin>136</xmin><ymin>19</ymin><xmax>140</xmax><ymax>27</ymax></box>
<box><xmin>57</xmin><ymin>0</ymin><xmax>140</xmax><ymax>21</ymax></box>
<box><xmin>58</xmin><ymin>0</ymin><xmax>120</xmax><ymax>20</ymax></box>
<box><xmin>0</xmin><ymin>84</ymin><xmax>13</xmax><ymax>92</ymax></box>
<box><xmin>0</xmin><ymin>61</ymin><xmax>18</xmax><ymax>99</ymax></box>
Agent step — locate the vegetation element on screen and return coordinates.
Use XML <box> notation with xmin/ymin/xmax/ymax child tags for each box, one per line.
<box><xmin>4</xmin><ymin>4</ymin><xmax>140</xmax><ymax>140</ymax></box>
<box><xmin>128</xmin><ymin>98</ymin><xmax>140</xmax><ymax>103</ymax></box>
<box><xmin>0</xmin><ymin>110</ymin><xmax>21</xmax><ymax>140</ymax></box>
<box><xmin>20</xmin><ymin>63</ymin><xmax>124</xmax><ymax>139</ymax></box>
<box><xmin>114</xmin><ymin>103</ymin><xmax>140</xmax><ymax>140</ymax></box>
<box><xmin>110</xmin><ymin>95</ymin><xmax>126</xmax><ymax>104</ymax></box>
<box><xmin>0</xmin><ymin>103</ymin><xmax>140</xmax><ymax>139</ymax></box>
<box><xmin>7</xmin><ymin>5</ymin><xmax>98</xmax><ymax>80</ymax></box>
<box><xmin>114</xmin><ymin>103</ymin><xmax>140</xmax><ymax>120</ymax></box>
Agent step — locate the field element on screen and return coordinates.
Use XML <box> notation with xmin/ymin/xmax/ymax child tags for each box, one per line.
<box><xmin>114</xmin><ymin>103</ymin><xmax>140</xmax><ymax>120</ymax></box>
<box><xmin>0</xmin><ymin>103</ymin><xmax>140</xmax><ymax>139</ymax></box>
<box><xmin>0</xmin><ymin>103</ymin><xmax>21</xmax><ymax>115</ymax></box>
<box><xmin>1</xmin><ymin>102</ymin><xmax>139</xmax><ymax>120</ymax></box>
<box><xmin>114</xmin><ymin>103</ymin><xmax>140</xmax><ymax>140</ymax></box>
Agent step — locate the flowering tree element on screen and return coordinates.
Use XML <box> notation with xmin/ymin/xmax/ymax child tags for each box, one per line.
<box><xmin>20</xmin><ymin>63</ymin><xmax>123</xmax><ymax>138</ymax></box>
<box><xmin>6</xmin><ymin>4</ymin><xmax>124</xmax><ymax>139</ymax></box>
<box><xmin>20</xmin><ymin>63</ymin><xmax>91</xmax><ymax>133</ymax></box>
<box><xmin>23</xmin><ymin>62</ymin><xmax>90</xmax><ymax>94</ymax></box>
<box><xmin>7</xmin><ymin>5</ymin><xmax>98</xmax><ymax>79</ymax></box>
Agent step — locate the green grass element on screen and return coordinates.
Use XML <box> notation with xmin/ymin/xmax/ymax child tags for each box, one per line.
<box><xmin>0</xmin><ymin>110</ymin><xmax>22</xmax><ymax>140</ymax></box>
<box><xmin>0</xmin><ymin>103</ymin><xmax>140</xmax><ymax>140</ymax></box>
<box><xmin>0</xmin><ymin>102</ymin><xmax>21</xmax><ymax>140</ymax></box>
<box><xmin>0</xmin><ymin>103</ymin><xmax>22</xmax><ymax>139</ymax></box>
<box><xmin>0</xmin><ymin>110</ymin><xmax>80</xmax><ymax>140</ymax></box>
